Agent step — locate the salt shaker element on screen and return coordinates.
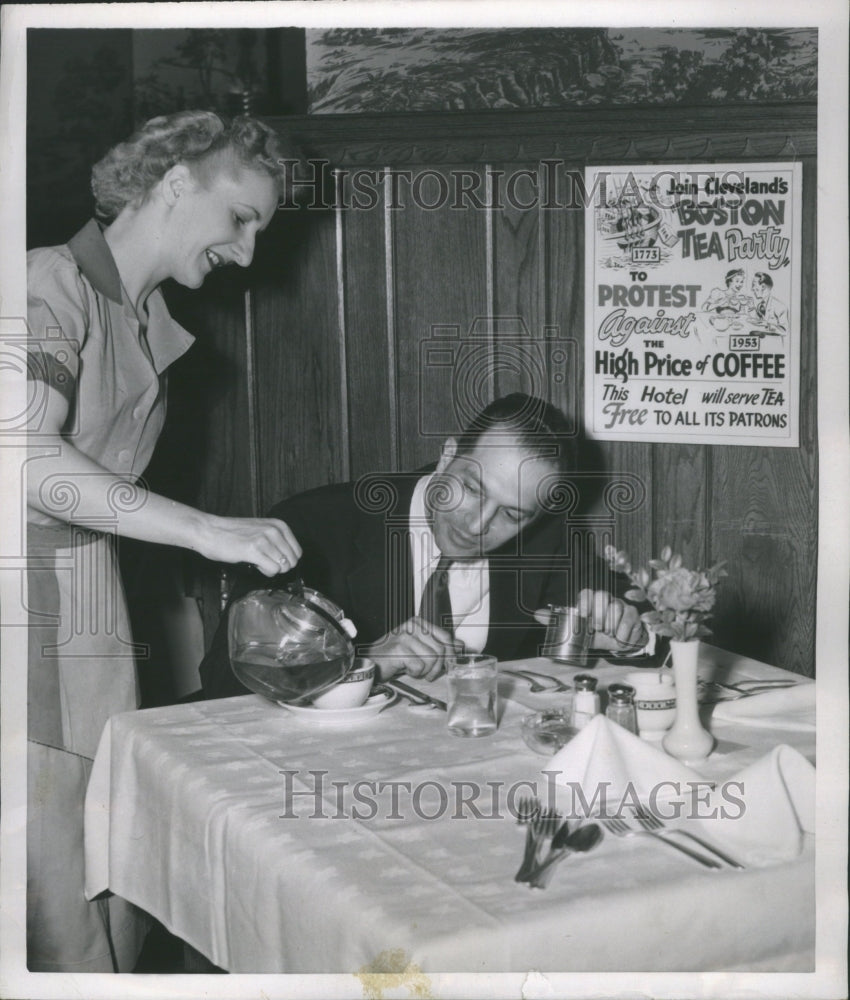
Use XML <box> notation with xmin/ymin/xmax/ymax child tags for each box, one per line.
<box><xmin>571</xmin><ymin>674</ymin><xmax>600</xmax><ymax>730</ymax></box>
<box><xmin>605</xmin><ymin>683</ymin><xmax>638</xmax><ymax>735</ymax></box>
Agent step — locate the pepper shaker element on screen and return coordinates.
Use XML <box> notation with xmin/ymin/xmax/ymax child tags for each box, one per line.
<box><xmin>605</xmin><ymin>683</ymin><xmax>638</xmax><ymax>734</ymax></box>
<box><xmin>571</xmin><ymin>674</ymin><xmax>600</xmax><ymax>730</ymax></box>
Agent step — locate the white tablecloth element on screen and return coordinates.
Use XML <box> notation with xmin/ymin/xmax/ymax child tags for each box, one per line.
<box><xmin>84</xmin><ymin>646</ymin><xmax>815</xmax><ymax>973</ymax></box>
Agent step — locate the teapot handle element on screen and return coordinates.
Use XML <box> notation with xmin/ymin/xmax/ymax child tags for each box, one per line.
<box><xmin>282</xmin><ymin>583</ymin><xmax>355</xmax><ymax>646</ymax></box>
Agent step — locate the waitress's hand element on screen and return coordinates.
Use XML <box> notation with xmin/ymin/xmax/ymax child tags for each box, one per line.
<box><xmin>197</xmin><ymin>515</ymin><xmax>302</xmax><ymax>577</ymax></box>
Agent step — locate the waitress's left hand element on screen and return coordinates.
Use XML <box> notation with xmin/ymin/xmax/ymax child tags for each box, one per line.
<box><xmin>197</xmin><ymin>515</ymin><xmax>302</xmax><ymax>577</ymax></box>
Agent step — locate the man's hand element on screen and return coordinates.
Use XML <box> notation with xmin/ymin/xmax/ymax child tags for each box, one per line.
<box><xmin>365</xmin><ymin>617</ymin><xmax>463</xmax><ymax>682</ymax></box>
<box><xmin>576</xmin><ymin>589</ymin><xmax>648</xmax><ymax>652</ymax></box>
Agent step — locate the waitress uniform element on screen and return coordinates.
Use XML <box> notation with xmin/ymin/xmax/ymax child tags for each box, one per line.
<box><xmin>26</xmin><ymin>220</ymin><xmax>194</xmax><ymax>971</ymax></box>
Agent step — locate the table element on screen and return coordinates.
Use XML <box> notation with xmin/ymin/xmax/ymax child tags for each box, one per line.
<box><xmin>84</xmin><ymin>645</ymin><xmax>815</xmax><ymax>974</ymax></box>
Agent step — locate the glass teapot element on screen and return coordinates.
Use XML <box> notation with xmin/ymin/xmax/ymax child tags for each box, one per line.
<box><xmin>228</xmin><ymin>584</ymin><xmax>357</xmax><ymax>704</ymax></box>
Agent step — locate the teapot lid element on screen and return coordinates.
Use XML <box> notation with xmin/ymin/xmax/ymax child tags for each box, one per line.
<box><xmin>232</xmin><ymin>583</ymin><xmax>356</xmax><ymax>652</ymax></box>
<box><xmin>272</xmin><ymin>584</ymin><xmax>353</xmax><ymax>642</ymax></box>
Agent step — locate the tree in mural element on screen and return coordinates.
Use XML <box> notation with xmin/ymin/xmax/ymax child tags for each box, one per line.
<box><xmin>646</xmin><ymin>29</ymin><xmax>817</xmax><ymax>104</ymax></box>
<box><xmin>307</xmin><ymin>27</ymin><xmax>817</xmax><ymax>113</ymax></box>
<box><xmin>308</xmin><ymin>28</ymin><xmax>626</xmax><ymax>112</ymax></box>
<box><xmin>134</xmin><ymin>30</ymin><xmax>266</xmax><ymax>120</ymax></box>
<box><xmin>720</xmin><ymin>29</ymin><xmax>817</xmax><ymax>100</ymax></box>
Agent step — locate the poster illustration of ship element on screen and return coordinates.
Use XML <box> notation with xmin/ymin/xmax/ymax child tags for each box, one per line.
<box><xmin>585</xmin><ymin>162</ymin><xmax>801</xmax><ymax>446</ymax></box>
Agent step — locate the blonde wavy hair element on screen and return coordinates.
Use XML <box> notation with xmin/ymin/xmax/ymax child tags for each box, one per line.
<box><xmin>91</xmin><ymin>110</ymin><xmax>301</xmax><ymax>221</ymax></box>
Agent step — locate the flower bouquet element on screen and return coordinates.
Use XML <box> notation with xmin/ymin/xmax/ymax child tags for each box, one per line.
<box><xmin>604</xmin><ymin>545</ymin><xmax>728</xmax><ymax>764</ymax></box>
<box><xmin>604</xmin><ymin>545</ymin><xmax>727</xmax><ymax>642</ymax></box>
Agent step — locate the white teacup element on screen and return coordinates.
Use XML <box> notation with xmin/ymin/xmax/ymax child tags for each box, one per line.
<box><xmin>626</xmin><ymin>669</ymin><xmax>676</xmax><ymax>739</ymax></box>
<box><xmin>311</xmin><ymin>658</ymin><xmax>376</xmax><ymax>710</ymax></box>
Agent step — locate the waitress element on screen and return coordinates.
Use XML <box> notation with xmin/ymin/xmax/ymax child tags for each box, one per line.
<box><xmin>25</xmin><ymin>110</ymin><xmax>303</xmax><ymax>971</ymax></box>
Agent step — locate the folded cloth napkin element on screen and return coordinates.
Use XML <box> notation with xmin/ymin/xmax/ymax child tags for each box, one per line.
<box><xmin>710</xmin><ymin>682</ymin><xmax>815</xmax><ymax>732</ymax></box>
<box><xmin>542</xmin><ymin>715</ymin><xmax>705</xmax><ymax>816</ymax></box>
<box><xmin>540</xmin><ymin>716</ymin><xmax>815</xmax><ymax>866</ymax></box>
<box><xmin>690</xmin><ymin>744</ymin><xmax>815</xmax><ymax>866</ymax></box>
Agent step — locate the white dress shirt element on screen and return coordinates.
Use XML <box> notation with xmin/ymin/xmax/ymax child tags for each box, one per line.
<box><xmin>409</xmin><ymin>474</ymin><xmax>490</xmax><ymax>652</ymax></box>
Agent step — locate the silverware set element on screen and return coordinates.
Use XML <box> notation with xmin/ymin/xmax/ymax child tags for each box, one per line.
<box><xmin>529</xmin><ymin>822</ymin><xmax>604</xmax><ymax>889</ymax></box>
<box><xmin>600</xmin><ymin>808</ymin><xmax>745</xmax><ymax>870</ymax></box>
<box><xmin>515</xmin><ymin>802</ymin><xmax>561</xmax><ymax>883</ymax></box>
<box><xmin>503</xmin><ymin>668</ymin><xmax>797</xmax><ymax>703</ymax></box>
<box><xmin>385</xmin><ymin>677</ymin><xmax>448</xmax><ymax>711</ymax></box>
<box><xmin>633</xmin><ymin>810</ymin><xmax>745</xmax><ymax>869</ymax></box>
<box><xmin>514</xmin><ymin>797</ymin><xmax>745</xmax><ymax>886</ymax></box>
<box><xmin>698</xmin><ymin>677</ymin><xmax>799</xmax><ymax>703</ymax></box>
<box><xmin>514</xmin><ymin>796</ymin><xmax>603</xmax><ymax>889</ymax></box>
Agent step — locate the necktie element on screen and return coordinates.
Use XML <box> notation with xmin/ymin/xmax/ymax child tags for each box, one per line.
<box><xmin>757</xmin><ymin>300</ymin><xmax>766</xmax><ymax>319</ymax></box>
<box><xmin>419</xmin><ymin>555</ymin><xmax>453</xmax><ymax>635</ymax></box>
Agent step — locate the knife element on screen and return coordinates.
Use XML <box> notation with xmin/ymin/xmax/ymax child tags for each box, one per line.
<box><xmin>667</xmin><ymin>830</ymin><xmax>746</xmax><ymax>870</ymax></box>
<box><xmin>387</xmin><ymin>677</ymin><xmax>448</xmax><ymax>711</ymax></box>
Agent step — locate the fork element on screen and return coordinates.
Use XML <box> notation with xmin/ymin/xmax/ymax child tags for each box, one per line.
<box><xmin>702</xmin><ymin>678</ymin><xmax>798</xmax><ymax>694</ymax></box>
<box><xmin>502</xmin><ymin>669</ymin><xmax>571</xmax><ymax>693</ymax></box>
<box><xmin>634</xmin><ymin>810</ymin><xmax>745</xmax><ymax>869</ymax></box>
<box><xmin>515</xmin><ymin>808</ymin><xmax>561</xmax><ymax>882</ymax></box>
<box><xmin>698</xmin><ymin>681</ymin><xmax>798</xmax><ymax>705</ymax></box>
<box><xmin>601</xmin><ymin>817</ymin><xmax>722</xmax><ymax>869</ymax></box>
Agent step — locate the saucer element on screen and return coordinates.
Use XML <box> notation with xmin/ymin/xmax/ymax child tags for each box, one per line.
<box><xmin>595</xmin><ymin>647</ymin><xmax>669</xmax><ymax>668</ymax></box>
<box><xmin>277</xmin><ymin>688</ymin><xmax>397</xmax><ymax>724</ymax></box>
<box><xmin>546</xmin><ymin>647</ymin><xmax>611</xmax><ymax>666</ymax></box>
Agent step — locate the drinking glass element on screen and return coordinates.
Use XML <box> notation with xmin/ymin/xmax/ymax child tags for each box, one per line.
<box><xmin>446</xmin><ymin>654</ymin><xmax>498</xmax><ymax>737</ymax></box>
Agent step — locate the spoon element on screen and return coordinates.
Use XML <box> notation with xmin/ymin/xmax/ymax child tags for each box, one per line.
<box><xmin>528</xmin><ymin>823</ymin><xmax>604</xmax><ymax>889</ymax></box>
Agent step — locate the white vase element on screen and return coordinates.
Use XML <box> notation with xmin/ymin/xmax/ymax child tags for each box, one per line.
<box><xmin>662</xmin><ymin>639</ymin><xmax>714</xmax><ymax>765</ymax></box>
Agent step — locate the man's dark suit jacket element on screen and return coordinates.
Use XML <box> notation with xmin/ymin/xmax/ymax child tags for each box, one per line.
<box><xmin>199</xmin><ymin>470</ymin><xmax>621</xmax><ymax>699</ymax></box>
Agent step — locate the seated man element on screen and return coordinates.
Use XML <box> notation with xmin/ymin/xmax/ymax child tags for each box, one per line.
<box><xmin>200</xmin><ymin>393</ymin><xmax>648</xmax><ymax>698</ymax></box>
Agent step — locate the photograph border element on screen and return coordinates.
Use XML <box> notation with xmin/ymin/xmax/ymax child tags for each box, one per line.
<box><xmin>1</xmin><ymin>3</ymin><xmax>847</xmax><ymax>999</ymax></box>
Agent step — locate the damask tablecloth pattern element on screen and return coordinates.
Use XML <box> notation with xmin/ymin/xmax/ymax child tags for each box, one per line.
<box><xmin>85</xmin><ymin>651</ymin><xmax>815</xmax><ymax>973</ymax></box>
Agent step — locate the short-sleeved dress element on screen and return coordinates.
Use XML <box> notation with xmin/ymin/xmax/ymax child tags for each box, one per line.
<box><xmin>26</xmin><ymin>220</ymin><xmax>194</xmax><ymax>971</ymax></box>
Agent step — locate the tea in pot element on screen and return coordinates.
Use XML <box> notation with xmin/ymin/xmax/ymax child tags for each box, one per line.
<box><xmin>228</xmin><ymin>584</ymin><xmax>357</xmax><ymax>704</ymax></box>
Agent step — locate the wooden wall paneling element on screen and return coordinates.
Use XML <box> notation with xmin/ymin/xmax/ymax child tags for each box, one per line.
<box><xmin>391</xmin><ymin>165</ymin><xmax>489</xmax><ymax>470</ymax></box>
<box><xmin>491</xmin><ymin>162</ymin><xmax>543</xmax><ymax>400</ymax></box>
<box><xmin>651</xmin><ymin>445</ymin><xmax>708</xmax><ymax>571</ymax></box>
<box><xmin>159</xmin><ymin>278</ymin><xmax>253</xmax><ymax>518</ymax></box>
<box><xmin>538</xmin><ymin>160</ymin><xmax>610</xmax><ymax>595</ymax></box>
<box><xmin>542</xmin><ymin>165</ymin><xmax>654</xmax><ymax>569</ymax></box>
<box><xmin>709</xmin><ymin>445</ymin><xmax>816</xmax><ymax>675</ymax></box>
<box><xmin>542</xmin><ymin>164</ymin><xmax>583</xmax><ymax>427</ymax></box>
<box><xmin>267</xmin><ymin>108</ymin><xmax>817</xmax><ymax>674</ymax></box>
<box><xmin>708</xmin><ymin>157</ymin><xmax>817</xmax><ymax>677</ymax></box>
<box><xmin>250</xmin><ymin>202</ymin><xmax>346</xmax><ymax>510</ymax></box>
<box><xmin>341</xmin><ymin>169</ymin><xmax>397</xmax><ymax>477</ymax></box>
<box><xmin>280</xmin><ymin>105</ymin><xmax>816</xmax><ymax>172</ymax></box>
<box><xmin>594</xmin><ymin>454</ymin><xmax>654</xmax><ymax>573</ymax></box>
<box><xmin>145</xmin><ymin>278</ymin><xmax>254</xmax><ymax>686</ymax></box>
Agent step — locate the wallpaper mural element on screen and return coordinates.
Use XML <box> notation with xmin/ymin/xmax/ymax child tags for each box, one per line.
<box><xmin>133</xmin><ymin>29</ymin><xmax>276</xmax><ymax>119</ymax></box>
<box><xmin>27</xmin><ymin>25</ymin><xmax>817</xmax><ymax>247</ymax></box>
<box><xmin>26</xmin><ymin>28</ymin><xmax>304</xmax><ymax>248</ymax></box>
<box><xmin>305</xmin><ymin>27</ymin><xmax>818</xmax><ymax>113</ymax></box>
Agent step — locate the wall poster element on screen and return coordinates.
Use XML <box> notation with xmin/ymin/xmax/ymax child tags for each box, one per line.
<box><xmin>585</xmin><ymin>162</ymin><xmax>802</xmax><ymax>446</ymax></box>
